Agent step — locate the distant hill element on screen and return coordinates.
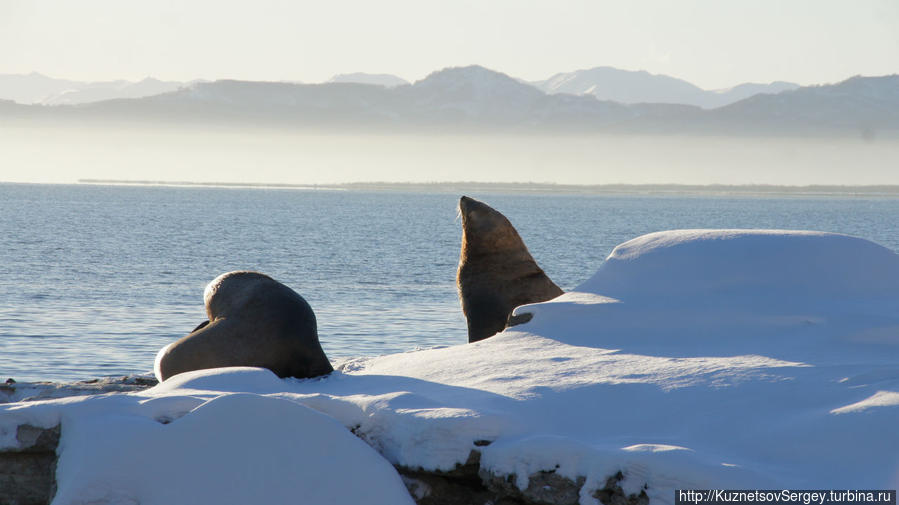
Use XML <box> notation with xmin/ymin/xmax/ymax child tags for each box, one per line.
<box><xmin>0</xmin><ymin>73</ymin><xmax>185</xmax><ymax>105</ymax></box>
<box><xmin>401</xmin><ymin>66</ymin><xmax>631</xmax><ymax>127</ymax></box>
<box><xmin>2</xmin><ymin>66</ymin><xmax>897</xmax><ymax>137</ymax></box>
<box><xmin>0</xmin><ymin>72</ymin><xmax>83</xmax><ymax>104</ymax></box>
<box><xmin>713</xmin><ymin>75</ymin><xmax>899</xmax><ymax>135</ymax></box>
<box><xmin>43</xmin><ymin>77</ymin><xmax>186</xmax><ymax>105</ymax></box>
<box><xmin>713</xmin><ymin>81</ymin><xmax>800</xmax><ymax>107</ymax></box>
<box><xmin>0</xmin><ymin>66</ymin><xmax>801</xmax><ymax>108</ymax></box>
<box><xmin>327</xmin><ymin>73</ymin><xmax>409</xmax><ymax>88</ymax></box>
<box><xmin>47</xmin><ymin>65</ymin><xmax>632</xmax><ymax>130</ymax></box>
<box><xmin>532</xmin><ymin>66</ymin><xmax>800</xmax><ymax>108</ymax></box>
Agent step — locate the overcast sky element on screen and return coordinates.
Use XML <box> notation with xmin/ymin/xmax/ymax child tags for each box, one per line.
<box><xmin>1</xmin><ymin>0</ymin><xmax>897</xmax><ymax>89</ymax></box>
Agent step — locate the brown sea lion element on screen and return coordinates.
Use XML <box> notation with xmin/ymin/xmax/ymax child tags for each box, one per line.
<box><xmin>154</xmin><ymin>271</ymin><xmax>333</xmax><ymax>381</ymax></box>
<box><xmin>457</xmin><ymin>196</ymin><xmax>563</xmax><ymax>342</ymax></box>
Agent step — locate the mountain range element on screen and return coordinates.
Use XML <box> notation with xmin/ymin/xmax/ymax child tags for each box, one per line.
<box><xmin>0</xmin><ymin>66</ymin><xmax>806</xmax><ymax>108</ymax></box>
<box><xmin>531</xmin><ymin>67</ymin><xmax>799</xmax><ymax>109</ymax></box>
<box><xmin>1</xmin><ymin>66</ymin><xmax>897</xmax><ymax>137</ymax></box>
<box><xmin>0</xmin><ymin>72</ymin><xmax>186</xmax><ymax>105</ymax></box>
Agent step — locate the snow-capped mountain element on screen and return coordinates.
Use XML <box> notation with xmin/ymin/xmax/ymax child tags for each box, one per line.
<box><xmin>43</xmin><ymin>77</ymin><xmax>185</xmax><ymax>105</ymax></box>
<box><xmin>533</xmin><ymin>66</ymin><xmax>799</xmax><ymax>109</ymax></box>
<box><xmin>397</xmin><ymin>65</ymin><xmax>632</xmax><ymax>126</ymax></box>
<box><xmin>1</xmin><ymin>66</ymin><xmax>895</xmax><ymax>136</ymax></box>
<box><xmin>711</xmin><ymin>81</ymin><xmax>800</xmax><ymax>107</ymax></box>
<box><xmin>535</xmin><ymin>66</ymin><xmax>709</xmax><ymax>106</ymax></box>
<box><xmin>0</xmin><ymin>73</ymin><xmax>184</xmax><ymax>105</ymax></box>
<box><xmin>327</xmin><ymin>73</ymin><xmax>409</xmax><ymax>88</ymax></box>
<box><xmin>0</xmin><ymin>72</ymin><xmax>84</xmax><ymax>104</ymax></box>
<box><xmin>94</xmin><ymin>65</ymin><xmax>631</xmax><ymax>129</ymax></box>
<box><xmin>1</xmin><ymin>66</ymin><xmax>801</xmax><ymax>109</ymax></box>
<box><xmin>403</xmin><ymin>65</ymin><xmax>554</xmax><ymax>123</ymax></box>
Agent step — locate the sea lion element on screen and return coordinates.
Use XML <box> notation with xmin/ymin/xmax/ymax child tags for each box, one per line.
<box><xmin>457</xmin><ymin>196</ymin><xmax>563</xmax><ymax>342</ymax></box>
<box><xmin>154</xmin><ymin>271</ymin><xmax>333</xmax><ymax>381</ymax></box>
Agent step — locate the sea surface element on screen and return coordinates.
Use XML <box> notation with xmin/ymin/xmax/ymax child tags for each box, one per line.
<box><xmin>2</xmin><ymin>183</ymin><xmax>898</xmax><ymax>382</ymax></box>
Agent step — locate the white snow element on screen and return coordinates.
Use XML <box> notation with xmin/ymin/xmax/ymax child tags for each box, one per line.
<box><xmin>2</xmin><ymin>229</ymin><xmax>897</xmax><ymax>505</ymax></box>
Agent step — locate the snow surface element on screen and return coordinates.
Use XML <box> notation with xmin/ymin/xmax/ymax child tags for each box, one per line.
<box><xmin>2</xmin><ymin>229</ymin><xmax>897</xmax><ymax>505</ymax></box>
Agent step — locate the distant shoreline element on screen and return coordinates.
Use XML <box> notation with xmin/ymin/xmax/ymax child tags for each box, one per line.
<box><xmin>75</xmin><ymin>179</ymin><xmax>899</xmax><ymax>197</ymax></box>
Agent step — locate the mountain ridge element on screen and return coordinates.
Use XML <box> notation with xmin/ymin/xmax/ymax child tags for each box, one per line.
<box><xmin>531</xmin><ymin>66</ymin><xmax>800</xmax><ymax>108</ymax></box>
<box><xmin>2</xmin><ymin>65</ymin><xmax>897</xmax><ymax>137</ymax></box>
<box><xmin>0</xmin><ymin>65</ymin><xmax>825</xmax><ymax>107</ymax></box>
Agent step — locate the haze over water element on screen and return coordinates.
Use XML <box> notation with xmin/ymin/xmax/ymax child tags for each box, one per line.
<box><xmin>3</xmin><ymin>125</ymin><xmax>898</xmax><ymax>186</ymax></box>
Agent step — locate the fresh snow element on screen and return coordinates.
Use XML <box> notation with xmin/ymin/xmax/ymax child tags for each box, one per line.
<box><xmin>2</xmin><ymin>229</ymin><xmax>897</xmax><ymax>505</ymax></box>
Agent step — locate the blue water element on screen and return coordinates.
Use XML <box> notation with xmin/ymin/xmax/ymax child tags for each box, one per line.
<box><xmin>2</xmin><ymin>183</ymin><xmax>898</xmax><ymax>382</ymax></box>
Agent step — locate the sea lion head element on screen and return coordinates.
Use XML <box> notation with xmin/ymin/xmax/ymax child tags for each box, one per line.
<box><xmin>203</xmin><ymin>271</ymin><xmax>274</xmax><ymax>320</ymax></box>
<box><xmin>459</xmin><ymin>196</ymin><xmax>529</xmax><ymax>258</ymax></box>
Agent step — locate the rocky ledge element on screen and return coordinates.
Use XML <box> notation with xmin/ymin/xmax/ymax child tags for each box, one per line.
<box><xmin>1</xmin><ymin>377</ymin><xmax>649</xmax><ymax>505</ymax></box>
<box><xmin>1</xmin><ymin>376</ymin><xmax>159</xmax><ymax>404</ymax></box>
<box><xmin>0</xmin><ymin>424</ymin><xmax>60</xmax><ymax>505</ymax></box>
<box><xmin>399</xmin><ymin>448</ymin><xmax>649</xmax><ymax>505</ymax></box>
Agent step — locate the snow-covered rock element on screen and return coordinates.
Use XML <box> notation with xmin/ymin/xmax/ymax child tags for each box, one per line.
<box><xmin>1</xmin><ymin>229</ymin><xmax>897</xmax><ymax>505</ymax></box>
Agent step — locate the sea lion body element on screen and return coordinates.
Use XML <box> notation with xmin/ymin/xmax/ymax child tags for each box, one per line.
<box><xmin>155</xmin><ymin>271</ymin><xmax>333</xmax><ymax>381</ymax></box>
<box><xmin>457</xmin><ymin>196</ymin><xmax>563</xmax><ymax>342</ymax></box>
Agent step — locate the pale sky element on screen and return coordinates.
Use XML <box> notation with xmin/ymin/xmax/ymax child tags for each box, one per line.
<box><xmin>1</xmin><ymin>0</ymin><xmax>897</xmax><ymax>89</ymax></box>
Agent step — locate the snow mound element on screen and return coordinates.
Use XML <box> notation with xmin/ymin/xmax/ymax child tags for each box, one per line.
<box><xmin>578</xmin><ymin>229</ymin><xmax>899</xmax><ymax>301</ymax></box>
<box><xmin>47</xmin><ymin>370</ymin><xmax>414</xmax><ymax>505</ymax></box>
<box><xmin>515</xmin><ymin>230</ymin><xmax>899</xmax><ymax>358</ymax></box>
<box><xmin>2</xmin><ymin>230</ymin><xmax>897</xmax><ymax>505</ymax></box>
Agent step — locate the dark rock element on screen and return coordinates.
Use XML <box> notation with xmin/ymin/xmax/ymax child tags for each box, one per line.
<box><xmin>397</xmin><ymin>450</ymin><xmax>505</xmax><ymax>505</ymax></box>
<box><xmin>399</xmin><ymin>470</ymin><xmax>509</xmax><ymax>505</ymax></box>
<box><xmin>14</xmin><ymin>425</ymin><xmax>60</xmax><ymax>453</ymax></box>
<box><xmin>0</xmin><ymin>424</ymin><xmax>60</xmax><ymax>505</ymax></box>
<box><xmin>482</xmin><ymin>467</ymin><xmax>585</xmax><ymax>505</ymax></box>
<box><xmin>123</xmin><ymin>376</ymin><xmax>159</xmax><ymax>387</ymax></box>
<box><xmin>393</xmin><ymin>447</ymin><xmax>616</xmax><ymax>505</ymax></box>
<box><xmin>593</xmin><ymin>471</ymin><xmax>650</xmax><ymax>505</ymax></box>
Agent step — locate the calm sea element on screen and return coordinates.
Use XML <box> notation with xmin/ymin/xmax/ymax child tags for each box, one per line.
<box><xmin>2</xmin><ymin>183</ymin><xmax>898</xmax><ymax>382</ymax></box>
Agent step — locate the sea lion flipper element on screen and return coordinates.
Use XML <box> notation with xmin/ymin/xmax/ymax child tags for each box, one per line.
<box><xmin>507</xmin><ymin>312</ymin><xmax>534</xmax><ymax>328</ymax></box>
<box><xmin>191</xmin><ymin>320</ymin><xmax>210</xmax><ymax>333</ymax></box>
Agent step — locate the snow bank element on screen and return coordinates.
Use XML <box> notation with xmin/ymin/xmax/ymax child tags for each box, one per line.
<box><xmin>522</xmin><ymin>229</ymin><xmax>899</xmax><ymax>360</ymax></box>
<box><xmin>2</xmin><ymin>229</ymin><xmax>897</xmax><ymax>505</ymax></box>
<box><xmin>53</xmin><ymin>390</ymin><xmax>413</xmax><ymax>505</ymax></box>
<box><xmin>3</xmin><ymin>368</ymin><xmax>414</xmax><ymax>505</ymax></box>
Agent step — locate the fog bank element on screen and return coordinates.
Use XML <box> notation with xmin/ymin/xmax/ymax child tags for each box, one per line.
<box><xmin>2</xmin><ymin>124</ymin><xmax>898</xmax><ymax>186</ymax></box>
